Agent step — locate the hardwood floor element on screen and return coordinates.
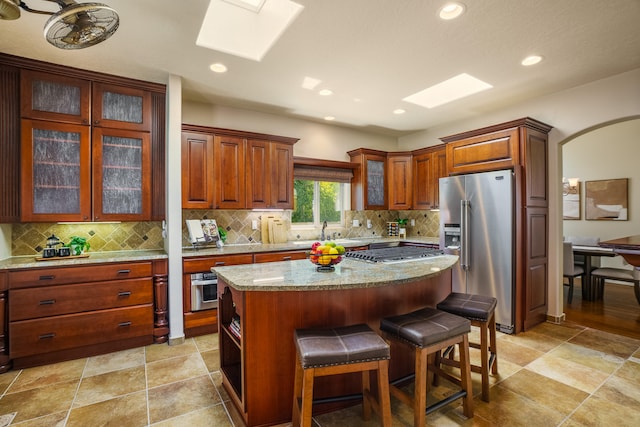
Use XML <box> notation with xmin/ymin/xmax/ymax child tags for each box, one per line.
<box><xmin>563</xmin><ymin>278</ymin><xmax>640</xmax><ymax>340</ymax></box>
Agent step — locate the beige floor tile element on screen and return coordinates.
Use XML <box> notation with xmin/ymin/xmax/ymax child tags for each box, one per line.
<box><xmin>8</xmin><ymin>358</ymin><xmax>85</xmax><ymax>394</ymax></box>
<box><xmin>499</xmin><ymin>330</ymin><xmax>564</xmax><ymax>353</ymax></box>
<box><xmin>495</xmin><ymin>337</ymin><xmax>545</xmax><ymax>367</ymax></box>
<box><xmin>146</xmin><ymin>352</ymin><xmax>209</xmax><ymax>389</ymax></box>
<box><xmin>11</xmin><ymin>411</ymin><xmax>67</xmax><ymax>427</ymax></box>
<box><xmin>546</xmin><ymin>342</ymin><xmax>624</xmax><ymax>374</ymax></box>
<box><xmin>525</xmin><ymin>353</ymin><xmax>610</xmax><ymax>394</ymax></box>
<box><xmin>83</xmin><ymin>347</ymin><xmax>146</xmax><ymax>377</ymax></box>
<box><xmin>66</xmin><ymin>391</ymin><xmax>148</xmax><ymax>427</ymax></box>
<box><xmin>565</xmin><ymin>394</ymin><xmax>640</xmax><ymax>426</ymax></box>
<box><xmin>526</xmin><ymin>321</ymin><xmax>585</xmax><ymax>342</ymax></box>
<box><xmin>147</xmin><ymin>375</ymin><xmax>220</xmax><ymax>424</ymax></box>
<box><xmin>150</xmin><ymin>404</ymin><xmax>232</xmax><ymax>427</ymax></box>
<box><xmin>615</xmin><ymin>359</ymin><xmax>640</xmax><ymax>383</ymax></box>
<box><xmin>145</xmin><ymin>338</ymin><xmax>198</xmax><ymax>363</ymax></box>
<box><xmin>472</xmin><ymin>385</ymin><xmax>566</xmax><ymax>426</ymax></box>
<box><xmin>497</xmin><ymin>369</ymin><xmax>588</xmax><ymax>416</ymax></box>
<box><xmin>0</xmin><ymin>379</ymin><xmax>77</xmax><ymax>423</ymax></box>
<box><xmin>210</xmin><ymin>371</ymin><xmax>231</xmax><ymax>403</ymax></box>
<box><xmin>200</xmin><ymin>349</ymin><xmax>220</xmax><ymax>373</ymax></box>
<box><xmin>193</xmin><ymin>333</ymin><xmax>219</xmax><ymax>352</ymax></box>
<box><xmin>0</xmin><ymin>370</ymin><xmax>19</xmax><ymax>395</ymax></box>
<box><xmin>568</xmin><ymin>328</ymin><xmax>640</xmax><ymax>359</ymax></box>
<box><xmin>595</xmin><ymin>375</ymin><xmax>640</xmax><ymax>408</ymax></box>
<box><xmin>73</xmin><ymin>366</ymin><xmax>146</xmax><ymax>408</ymax></box>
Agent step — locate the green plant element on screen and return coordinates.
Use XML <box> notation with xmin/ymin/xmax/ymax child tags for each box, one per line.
<box><xmin>217</xmin><ymin>227</ymin><xmax>227</xmax><ymax>242</ymax></box>
<box><xmin>397</xmin><ymin>218</ymin><xmax>408</xmax><ymax>226</ymax></box>
<box><xmin>65</xmin><ymin>236</ymin><xmax>90</xmax><ymax>255</ymax></box>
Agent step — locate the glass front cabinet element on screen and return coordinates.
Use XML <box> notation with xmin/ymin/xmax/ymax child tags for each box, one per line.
<box><xmin>20</xmin><ymin>69</ymin><xmax>154</xmax><ymax>222</ymax></box>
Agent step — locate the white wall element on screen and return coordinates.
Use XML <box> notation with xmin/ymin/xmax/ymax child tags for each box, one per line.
<box><xmin>182</xmin><ymin>101</ymin><xmax>398</xmax><ymax>161</ymax></box>
<box><xmin>563</xmin><ymin>119</ymin><xmax>640</xmax><ymax>269</ymax></box>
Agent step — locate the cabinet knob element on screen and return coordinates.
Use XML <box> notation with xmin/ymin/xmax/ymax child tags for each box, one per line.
<box><xmin>94</xmin><ymin>120</ymin><xmax>100</xmax><ymax>125</ymax></box>
<box><xmin>282</xmin><ymin>256</ymin><xmax>292</xmax><ymax>261</ymax></box>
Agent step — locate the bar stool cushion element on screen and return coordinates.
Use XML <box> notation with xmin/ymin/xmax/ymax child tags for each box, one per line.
<box><xmin>294</xmin><ymin>324</ymin><xmax>390</xmax><ymax>369</ymax></box>
<box><xmin>380</xmin><ymin>307</ymin><xmax>470</xmax><ymax>348</ymax></box>
<box><xmin>436</xmin><ymin>292</ymin><xmax>497</xmax><ymax>322</ymax></box>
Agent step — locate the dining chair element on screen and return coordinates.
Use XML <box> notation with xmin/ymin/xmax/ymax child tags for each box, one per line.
<box><xmin>591</xmin><ymin>264</ymin><xmax>640</xmax><ymax>304</ymax></box>
<box><xmin>563</xmin><ymin>242</ymin><xmax>585</xmax><ymax>303</ymax></box>
<box><xmin>564</xmin><ymin>236</ymin><xmax>601</xmax><ymax>270</ymax></box>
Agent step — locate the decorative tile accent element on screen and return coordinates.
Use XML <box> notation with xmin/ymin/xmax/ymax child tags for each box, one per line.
<box><xmin>11</xmin><ymin>222</ymin><xmax>164</xmax><ymax>256</ymax></box>
<box><xmin>182</xmin><ymin>209</ymin><xmax>440</xmax><ymax>246</ymax></box>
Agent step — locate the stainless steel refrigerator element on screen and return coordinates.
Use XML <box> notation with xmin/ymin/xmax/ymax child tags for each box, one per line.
<box><xmin>439</xmin><ymin>169</ymin><xmax>515</xmax><ymax>333</ymax></box>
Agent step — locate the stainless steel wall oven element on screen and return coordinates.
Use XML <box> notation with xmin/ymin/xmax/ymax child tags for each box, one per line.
<box><xmin>190</xmin><ymin>272</ymin><xmax>218</xmax><ymax>311</ymax></box>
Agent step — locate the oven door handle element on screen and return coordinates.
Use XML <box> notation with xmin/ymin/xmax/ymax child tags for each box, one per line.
<box><xmin>191</xmin><ymin>280</ymin><xmax>218</xmax><ymax>287</ymax></box>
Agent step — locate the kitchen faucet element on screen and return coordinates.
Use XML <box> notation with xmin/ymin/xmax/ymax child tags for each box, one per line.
<box><xmin>321</xmin><ymin>220</ymin><xmax>327</xmax><ymax>240</ymax></box>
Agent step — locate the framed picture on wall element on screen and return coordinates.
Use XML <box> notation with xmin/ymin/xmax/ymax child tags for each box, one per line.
<box><xmin>585</xmin><ymin>178</ymin><xmax>628</xmax><ymax>220</ymax></box>
<box><xmin>562</xmin><ymin>179</ymin><xmax>581</xmax><ymax>220</ymax></box>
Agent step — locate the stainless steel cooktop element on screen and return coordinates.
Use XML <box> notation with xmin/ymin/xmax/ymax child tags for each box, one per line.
<box><xmin>345</xmin><ymin>246</ymin><xmax>444</xmax><ymax>264</ymax></box>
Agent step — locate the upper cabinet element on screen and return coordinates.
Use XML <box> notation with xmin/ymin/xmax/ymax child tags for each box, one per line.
<box><xmin>412</xmin><ymin>144</ymin><xmax>446</xmax><ymax>210</ymax></box>
<box><xmin>348</xmin><ymin>148</ymin><xmax>388</xmax><ymax>210</ymax></box>
<box><xmin>5</xmin><ymin>54</ymin><xmax>167</xmax><ymax>222</ymax></box>
<box><xmin>91</xmin><ymin>83</ymin><xmax>152</xmax><ymax>131</ymax></box>
<box><xmin>181</xmin><ymin>125</ymin><xmax>298</xmax><ymax>210</ymax></box>
<box><xmin>20</xmin><ymin>69</ymin><xmax>91</xmax><ymax>125</ymax></box>
<box><xmin>246</xmin><ymin>139</ymin><xmax>294</xmax><ymax>209</ymax></box>
<box><xmin>387</xmin><ymin>153</ymin><xmax>413</xmax><ymax>210</ymax></box>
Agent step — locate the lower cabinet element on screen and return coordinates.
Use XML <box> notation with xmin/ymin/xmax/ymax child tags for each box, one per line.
<box><xmin>7</xmin><ymin>259</ymin><xmax>167</xmax><ymax>369</ymax></box>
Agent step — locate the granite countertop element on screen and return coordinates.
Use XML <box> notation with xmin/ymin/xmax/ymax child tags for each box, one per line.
<box><xmin>182</xmin><ymin>236</ymin><xmax>439</xmax><ymax>258</ymax></box>
<box><xmin>213</xmin><ymin>254</ymin><xmax>457</xmax><ymax>291</ymax></box>
<box><xmin>0</xmin><ymin>250</ymin><xmax>168</xmax><ymax>271</ymax></box>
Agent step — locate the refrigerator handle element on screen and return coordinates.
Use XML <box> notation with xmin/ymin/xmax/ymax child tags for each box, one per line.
<box><xmin>461</xmin><ymin>200</ymin><xmax>470</xmax><ymax>270</ymax></box>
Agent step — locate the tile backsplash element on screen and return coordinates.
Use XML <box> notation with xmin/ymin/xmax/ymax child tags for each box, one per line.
<box><xmin>12</xmin><ymin>222</ymin><xmax>164</xmax><ymax>256</ymax></box>
<box><xmin>182</xmin><ymin>209</ymin><xmax>440</xmax><ymax>247</ymax></box>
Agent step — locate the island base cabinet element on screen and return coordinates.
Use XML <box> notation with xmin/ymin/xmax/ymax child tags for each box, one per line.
<box><xmin>218</xmin><ymin>270</ymin><xmax>451</xmax><ymax>426</ymax></box>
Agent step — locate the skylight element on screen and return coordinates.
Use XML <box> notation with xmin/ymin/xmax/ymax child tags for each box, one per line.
<box><xmin>402</xmin><ymin>73</ymin><xmax>493</xmax><ymax>109</ymax></box>
<box><xmin>197</xmin><ymin>0</ymin><xmax>304</xmax><ymax>61</ymax></box>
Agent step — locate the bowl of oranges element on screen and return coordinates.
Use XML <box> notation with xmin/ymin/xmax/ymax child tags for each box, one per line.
<box><xmin>308</xmin><ymin>241</ymin><xmax>346</xmax><ymax>272</ymax></box>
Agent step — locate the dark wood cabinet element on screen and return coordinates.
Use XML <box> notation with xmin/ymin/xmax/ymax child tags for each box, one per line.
<box><xmin>253</xmin><ymin>250</ymin><xmax>307</xmax><ymax>263</ymax></box>
<box><xmin>440</xmin><ymin>117</ymin><xmax>552</xmax><ymax>333</ymax></box>
<box><xmin>181</xmin><ymin>124</ymin><xmax>298</xmax><ymax>210</ymax></box>
<box><xmin>216</xmin><ymin>135</ymin><xmax>246</xmax><ymax>209</ymax></box>
<box><xmin>181</xmin><ymin>132</ymin><xmax>214</xmax><ymax>209</ymax></box>
<box><xmin>20</xmin><ymin>69</ymin><xmax>91</xmax><ymax>125</ymax></box>
<box><xmin>348</xmin><ymin>148</ymin><xmax>388</xmax><ymax>210</ymax></box>
<box><xmin>246</xmin><ymin>139</ymin><xmax>294</xmax><ymax>209</ymax></box>
<box><xmin>91</xmin><ymin>82</ymin><xmax>151</xmax><ymax>131</ymax></box>
<box><xmin>0</xmin><ymin>53</ymin><xmax>166</xmax><ymax>223</ymax></box>
<box><xmin>7</xmin><ymin>260</ymin><xmax>165</xmax><ymax>368</ymax></box>
<box><xmin>412</xmin><ymin>144</ymin><xmax>446</xmax><ymax>210</ymax></box>
<box><xmin>387</xmin><ymin>153</ymin><xmax>413</xmax><ymax>210</ymax></box>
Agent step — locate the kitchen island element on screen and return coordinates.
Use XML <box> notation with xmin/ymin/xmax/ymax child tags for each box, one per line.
<box><xmin>214</xmin><ymin>255</ymin><xmax>457</xmax><ymax>426</ymax></box>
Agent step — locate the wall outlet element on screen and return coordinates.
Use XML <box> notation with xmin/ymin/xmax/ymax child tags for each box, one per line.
<box><xmin>410</xmin><ymin>219</ymin><xmax>415</xmax><ymax>226</ymax></box>
<box><xmin>367</xmin><ymin>219</ymin><xmax>372</xmax><ymax>229</ymax></box>
<box><xmin>251</xmin><ymin>219</ymin><xmax>258</xmax><ymax>230</ymax></box>
<box><xmin>352</xmin><ymin>219</ymin><xmax>360</xmax><ymax>227</ymax></box>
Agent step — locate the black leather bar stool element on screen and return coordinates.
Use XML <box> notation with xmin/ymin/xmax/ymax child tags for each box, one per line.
<box><xmin>292</xmin><ymin>324</ymin><xmax>392</xmax><ymax>427</ymax></box>
<box><xmin>436</xmin><ymin>292</ymin><xmax>498</xmax><ymax>402</ymax></box>
<box><xmin>380</xmin><ymin>307</ymin><xmax>473</xmax><ymax>427</ymax></box>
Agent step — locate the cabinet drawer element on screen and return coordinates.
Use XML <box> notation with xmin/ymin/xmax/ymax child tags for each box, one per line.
<box><xmin>9</xmin><ymin>262</ymin><xmax>153</xmax><ymax>289</ymax></box>
<box><xmin>253</xmin><ymin>250</ymin><xmax>307</xmax><ymax>263</ymax></box>
<box><xmin>10</xmin><ymin>304</ymin><xmax>153</xmax><ymax>358</ymax></box>
<box><xmin>183</xmin><ymin>254</ymin><xmax>253</xmax><ymax>274</ymax></box>
<box><xmin>9</xmin><ymin>278</ymin><xmax>152</xmax><ymax>321</ymax></box>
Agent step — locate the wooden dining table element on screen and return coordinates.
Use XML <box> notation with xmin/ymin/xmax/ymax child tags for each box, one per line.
<box><xmin>572</xmin><ymin>245</ymin><xmax>616</xmax><ymax>300</ymax></box>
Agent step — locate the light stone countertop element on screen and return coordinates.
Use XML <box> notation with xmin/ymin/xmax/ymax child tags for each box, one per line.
<box><xmin>0</xmin><ymin>250</ymin><xmax>168</xmax><ymax>270</ymax></box>
<box><xmin>213</xmin><ymin>254</ymin><xmax>458</xmax><ymax>291</ymax></box>
<box><xmin>182</xmin><ymin>236</ymin><xmax>439</xmax><ymax>258</ymax></box>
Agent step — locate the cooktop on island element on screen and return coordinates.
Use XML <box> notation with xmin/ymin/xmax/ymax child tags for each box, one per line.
<box><xmin>345</xmin><ymin>246</ymin><xmax>444</xmax><ymax>264</ymax></box>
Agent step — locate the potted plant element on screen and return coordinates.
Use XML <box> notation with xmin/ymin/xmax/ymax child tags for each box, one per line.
<box><xmin>66</xmin><ymin>236</ymin><xmax>91</xmax><ymax>256</ymax></box>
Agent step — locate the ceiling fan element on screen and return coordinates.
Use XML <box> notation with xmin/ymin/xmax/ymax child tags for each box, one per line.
<box><xmin>0</xmin><ymin>0</ymin><xmax>119</xmax><ymax>49</ymax></box>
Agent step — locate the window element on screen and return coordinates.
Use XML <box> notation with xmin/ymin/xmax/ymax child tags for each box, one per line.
<box><xmin>292</xmin><ymin>180</ymin><xmax>346</xmax><ymax>226</ymax></box>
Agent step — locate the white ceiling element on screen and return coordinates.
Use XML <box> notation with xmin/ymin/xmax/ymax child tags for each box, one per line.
<box><xmin>1</xmin><ymin>0</ymin><xmax>639</xmax><ymax>136</ymax></box>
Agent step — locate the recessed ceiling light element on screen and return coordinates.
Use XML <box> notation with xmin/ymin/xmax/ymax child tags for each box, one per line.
<box><xmin>403</xmin><ymin>73</ymin><xmax>493</xmax><ymax>109</ymax></box>
<box><xmin>521</xmin><ymin>55</ymin><xmax>543</xmax><ymax>66</ymax></box>
<box><xmin>209</xmin><ymin>63</ymin><xmax>228</xmax><ymax>73</ymax></box>
<box><xmin>319</xmin><ymin>89</ymin><xmax>333</xmax><ymax>96</ymax></box>
<box><xmin>439</xmin><ymin>2</ymin><xmax>466</xmax><ymax>20</ymax></box>
<box><xmin>302</xmin><ymin>76</ymin><xmax>321</xmax><ymax>90</ymax></box>
<box><xmin>222</xmin><ymin>0</ymin><xmax>266</xmax><ymax>13</ymax></box>
<box><xmin>324</xmin><ymin>116</ymin><xmax>335</xmax><ymax>121</ymax></box>
<box><xmin>393</xmin><ymin>109</ymin><xmax>406</xmax><ymax>115</ymax></box>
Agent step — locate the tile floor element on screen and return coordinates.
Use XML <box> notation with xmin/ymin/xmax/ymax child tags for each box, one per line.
<box><xmin>0</xmin><ymin>322</ymin><xmax>639</xmax><ymax>426</ymax></box>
